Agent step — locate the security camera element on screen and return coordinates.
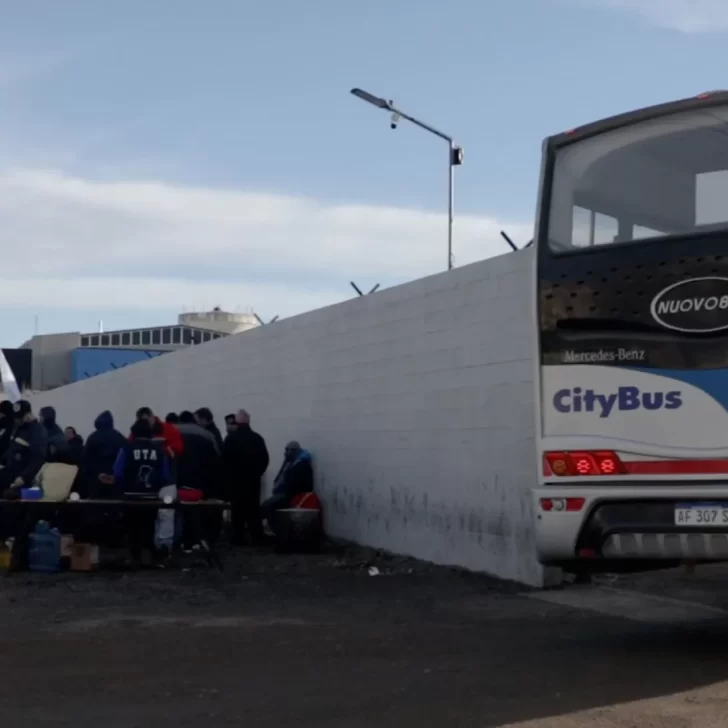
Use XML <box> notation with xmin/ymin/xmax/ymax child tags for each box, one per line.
<box><xmin>390</xmin><ymin>111</ymin><xmax>400</xmax><ymax>130</ymax></box>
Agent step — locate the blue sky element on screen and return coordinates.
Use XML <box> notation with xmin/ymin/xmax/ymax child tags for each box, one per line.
<box><xmin>0</xmin><ymin>0</ymin><xmax>726</xmax><ymax>345</ymax></box>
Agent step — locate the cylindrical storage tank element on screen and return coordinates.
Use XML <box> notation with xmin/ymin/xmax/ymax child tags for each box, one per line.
<box><xmin>177</xmin><ymin>309</ymin><xmax>259</xmax><ymax>335</ymax></box>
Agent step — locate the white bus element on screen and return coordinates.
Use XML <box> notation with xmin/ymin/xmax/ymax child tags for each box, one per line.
<box><xmin>533</xmin><ymin>91</ymin><xmax>728</xmax><ymax>575</ymax></box>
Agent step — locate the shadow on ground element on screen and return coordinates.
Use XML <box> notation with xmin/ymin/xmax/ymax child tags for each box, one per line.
<box><xmin>1</xmin><ymin>544</ymin><xmax>728</xmax><ymax>727</ymax></box>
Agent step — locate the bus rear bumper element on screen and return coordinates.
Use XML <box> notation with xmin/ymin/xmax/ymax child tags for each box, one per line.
<box><xmin>534</xmin><ymin>484</ymin><xmax>728</xmax><ymax>570</ymax></box>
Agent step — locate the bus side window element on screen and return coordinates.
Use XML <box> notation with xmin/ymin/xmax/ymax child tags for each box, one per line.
<box><xmin>572</xmin><ymin>206</ymin><xmax>618</xmax><ymax>247</ymax></box>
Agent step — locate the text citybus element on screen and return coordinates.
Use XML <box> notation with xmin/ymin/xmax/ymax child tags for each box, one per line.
<box><xmin>533</xmin><ymin>91</ymin><xmax>728</xmax><ymax>575</ymax></box>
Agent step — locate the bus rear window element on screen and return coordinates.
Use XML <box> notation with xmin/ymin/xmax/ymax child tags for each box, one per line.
<box><xmin>548</xmin><ymin>104</ymin><xmax>728</xmax><ymax>251</ymax></box>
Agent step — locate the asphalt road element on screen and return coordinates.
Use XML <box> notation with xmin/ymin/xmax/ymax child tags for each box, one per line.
<box><xmin>4</xmin><ymin>549</ymin><xmax>728</xmax><ymax>727</ymax></box>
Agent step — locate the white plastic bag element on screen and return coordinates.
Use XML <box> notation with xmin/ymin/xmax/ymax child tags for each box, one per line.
<box><xmin>154</xmin><ymin>485</ymin><xmax>177</xmax><ymax>549</ymax></box>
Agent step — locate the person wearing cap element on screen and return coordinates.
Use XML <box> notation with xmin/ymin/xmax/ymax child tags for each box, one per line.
<box><xmin>260</xmin><ymin>440</ymin><xmax>314</xmax><ymax>535</ymax></box>
<box><xmin>0</xmin><ymin>400</ymin><xmax>48</xmax><ymax>495</ymax></box>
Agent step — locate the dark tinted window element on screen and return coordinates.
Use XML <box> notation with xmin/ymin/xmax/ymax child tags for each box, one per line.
<box><xmin>162</xmin><ymin>328</ymin><xmax>171</xmax><ymax>344</ymax></box>
<box><xmin>91</xmin><ymin>335</ymin><xmax>99</xmax><ymax>346</ymax></box>
<box><xmin>122</xmin><ymin>333</ymin><xmax>131</xmax><ymax>346</ymax></box>
<box><xmin>81</xmin><ymin>337</ymin><xmax>90</xmax><ymax>347</ymax></box>
<box><xmin>172</xmin><ymin>328</ymin><xmax>181</xmax><ymax>344</ymax></box>
<box><xmin>111</xmin><ymin>334</ymin><xmax>120</xmax><ymax>346</ymax></box>
<box><xmin>152</xmin><ymin>329</ymin><xmax>161</xmax><ymax>345</ymax></box>
<box><xmin>142</xmin><ymin>330</ymin><xmax>151</xmax><ymax>345</ymax></box>
<box><xmin>132</xmin><ymin>331</ymin><xmax>140</xmax><ymax>346</ymax></box>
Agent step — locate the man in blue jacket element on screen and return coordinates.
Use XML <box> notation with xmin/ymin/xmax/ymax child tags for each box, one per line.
<box><xmin>112</xmin><ymin>418</ymin><xmax>173</xmax><ymax>565</ymax></box>
<box><xmin>113</xmin><ymin>419</ymin><xmax>171</xmax><ymax>497</ymax></box>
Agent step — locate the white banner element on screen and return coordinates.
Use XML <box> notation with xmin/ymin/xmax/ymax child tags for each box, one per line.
<box><xmin>0</xmin><ymin>349</ymin><xmax>21</xmax><ymax>403</ymax></box>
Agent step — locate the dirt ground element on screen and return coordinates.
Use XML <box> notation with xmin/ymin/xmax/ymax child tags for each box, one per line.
<box><xmin>4</xmin><ymin>545</ymin><xmax>728</xmax><ymax>727</ymax></box>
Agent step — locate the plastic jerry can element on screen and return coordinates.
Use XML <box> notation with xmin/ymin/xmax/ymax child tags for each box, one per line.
<box><xmin>28</xmin><ymin>521</ymin><xmax>61</xmax><ymax>573</ymax></box>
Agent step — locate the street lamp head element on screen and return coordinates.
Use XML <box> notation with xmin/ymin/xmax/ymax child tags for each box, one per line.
<box><xmin>350</xmin><ymin>88</ymin><xmax>391</xmax><ymax>110</ymax></box>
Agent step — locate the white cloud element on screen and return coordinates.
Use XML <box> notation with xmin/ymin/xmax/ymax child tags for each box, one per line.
<box><xmin>582</xmin><ymin>0</ymin><xmax>728</xmax><ymax>32</ymax></box>
<box><xmin>0</xmin><ymin>168</ymin><xmax>531</xmax><ymax>317</ymax></box>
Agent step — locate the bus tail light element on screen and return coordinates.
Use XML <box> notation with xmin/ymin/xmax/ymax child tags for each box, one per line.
<box><xmin>544</xmin><ymin>450</ymin><xmax>625</xmax><ymax>476</ymax></box>
<box><xmin>540</xmin><ymin>497</ymin><xmax>585</xmax><ymax>512</ymax></box>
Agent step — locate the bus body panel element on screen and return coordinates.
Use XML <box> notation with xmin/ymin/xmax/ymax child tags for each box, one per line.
<box><xmin>532</xmin><ymin>92</ymin><xmax>728</xmax><ymax>571</ymax></box>
<box><xmin>534</xmin><ymin>484</ymin><xmax>728</xmax><ymax>563</ymax></box>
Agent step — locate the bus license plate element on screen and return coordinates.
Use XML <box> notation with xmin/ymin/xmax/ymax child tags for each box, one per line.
<box><xmin>674</xmin><ymin>504</ymin><xmax>728</xmax><ymax>526</ymax></box>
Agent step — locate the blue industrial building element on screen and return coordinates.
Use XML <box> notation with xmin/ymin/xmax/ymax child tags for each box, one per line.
<box><xmin>70</xmin><ymin>348</ymin><xmax>168</xmax><ymax>383</ymax></box>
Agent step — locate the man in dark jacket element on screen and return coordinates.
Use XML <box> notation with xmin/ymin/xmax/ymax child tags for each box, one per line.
<box><xmin>0</xmin><ymin>400</ymin><xmax>48</xmax><ymax>495</ymax></box>
<box><xmin>194</xmin><ymin>407</ymin><xmax>224</xmax><ymax>453</ymax></box>
<box><xmin>222</xmin><ymin>409</ymin><xmax>269</xmax><ymax>545</ymax></box>
<box><xmin>177</xmin><ymin>410</ymin><xmax>223</xmax><ymax>546</ymax></box>
<box><xmin>84</xmin><ymin>410</ymin><xmax>126</xmax><ymax>498</ymax></box>
<box><xmin>39</xmin><ymin>406</ymin><xmax>68</xmax><ymax>460</ymax></box>
<box><xmin>176</xmin><ymin>411</ymin><xmax>221</xmax><ymax>495</ymax></box>
<box><xmin>0</xmin><ymin>401</ymin><xmax>48</xmax><ymax>543</ymax></box>
<box><xmin>0</xmin><ymin>400</ymin><xmax>16</xmax><ymax>463</ymax></box>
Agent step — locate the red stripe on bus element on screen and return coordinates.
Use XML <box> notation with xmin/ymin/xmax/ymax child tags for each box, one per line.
<box><xmin>624</xmin><ymin>460</ymin><xmax>728</xmax><ymax>475</ymax></box>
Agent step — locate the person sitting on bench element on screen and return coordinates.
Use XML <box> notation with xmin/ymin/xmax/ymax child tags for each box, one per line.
<box><xmin>260</xmin><ymin>441</ymin><xmax>313</xmax><ymax>534</ymax></box>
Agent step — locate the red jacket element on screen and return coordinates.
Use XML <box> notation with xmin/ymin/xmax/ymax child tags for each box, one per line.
<box><xmin>130</xmin><ymin>417</ymin><xmax>184</xmax><ymax>457</ymax></box>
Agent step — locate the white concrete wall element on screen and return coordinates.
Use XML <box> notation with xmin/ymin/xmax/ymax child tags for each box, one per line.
<box><xmin>30</xmin><ymin>249</ymin><xmax>543</xmax><ymax>585</ymax></box>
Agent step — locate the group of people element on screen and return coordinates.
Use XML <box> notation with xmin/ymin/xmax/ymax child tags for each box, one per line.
<box><xmin>0</xmin><ymin>399</ymin><xmax>315</xmax><ymax>558</ymax></box>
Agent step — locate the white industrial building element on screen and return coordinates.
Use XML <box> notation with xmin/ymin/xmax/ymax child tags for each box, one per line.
<box><xmin>28</xmin><ymin>251</ymin><xmax>545</xmax><ymax>586</ymax></box>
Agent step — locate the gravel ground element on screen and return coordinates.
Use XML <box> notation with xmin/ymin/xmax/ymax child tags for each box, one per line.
<box><xmin>3</xmin><ymin>544</ymin><xmax>728</xmax><ymax>727</ymax></box>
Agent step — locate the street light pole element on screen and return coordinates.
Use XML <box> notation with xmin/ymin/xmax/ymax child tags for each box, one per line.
<box><xmin>448</xmin><ymin>141</ymin><xmax>454</xmax><ymax>271</ymax></box>
<box><xmin>350</xmin><ymin>87</ymin><xmax>462</xmax><ymax>271</ymax></box>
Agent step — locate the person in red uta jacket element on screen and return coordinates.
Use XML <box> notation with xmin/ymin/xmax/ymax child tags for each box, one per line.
<box><xmin>132</xmin><ymin>406</ymin><xmax>184</xmax><ymax>457</ymax></box>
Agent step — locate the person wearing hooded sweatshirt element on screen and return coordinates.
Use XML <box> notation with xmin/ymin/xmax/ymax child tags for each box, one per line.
<box><xmin>260</xmin><ymin>440</ymin><xmax>314</xmax><ymax>535</ymax></box>
<box><xmin>58</xmin><ymin>427</ymin><xmax>84</xmax><ymax>469</ymax></box>
<box><xmin>38</xmin><ymin>406</ymin><xmax>69</xmax><ymax>461</ymax></box>
<box><xmin>0</xmin><ymin>400</ymin><xmax>16</xmax><ymax>464</ymax></box>
<box><xmin>84</xmin><ymin>410</ymin><xmax>126</xmax><ymax>499</ymax></box>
